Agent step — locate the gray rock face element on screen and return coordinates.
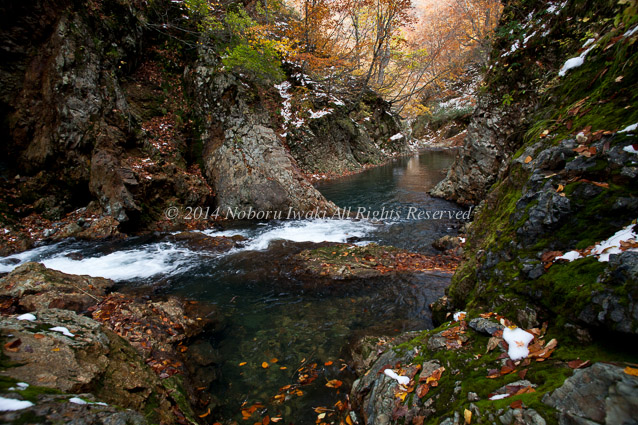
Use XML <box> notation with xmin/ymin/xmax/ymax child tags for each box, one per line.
<box><xmin>430</xmin><ymin>98</ymin><xmax>534</xmax><ymax>206</ymax></box>
<box><xmin>188</xmin><ymin>68</ymin><xmax>337</xmax><ymax>214</ymax></box>
<box><xmin>288</xmin><ymin>92</ymin><xmax>407</xmax><ymax>174</ymax></box>
<box><xmin>543</xmin><ymin>362</ymin><xmax>638</xmax><ymax>425</ymax></box>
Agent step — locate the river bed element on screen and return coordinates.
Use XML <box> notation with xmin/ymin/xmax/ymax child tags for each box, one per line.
<box><xmin>0</xmin><ymin>149</ymin><xmax>464</xmax><ymax>423</ymax></box>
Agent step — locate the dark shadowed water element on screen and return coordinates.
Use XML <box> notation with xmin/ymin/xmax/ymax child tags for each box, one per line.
<box><xmin>0</xmin><ymin>149</ymin><xmax>464</xmax><ymax>423</ymax></box>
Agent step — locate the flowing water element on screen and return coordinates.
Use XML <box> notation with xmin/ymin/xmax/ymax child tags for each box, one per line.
<box><xmin>0</xmin><ymin>149</ymin><xmax>464</xmax><ymax>423</ymax></box>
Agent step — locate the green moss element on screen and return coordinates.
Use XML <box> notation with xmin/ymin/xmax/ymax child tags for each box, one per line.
<box><xmin>0</xmin><ymin>376</ymin><xmax>62</xmax><ymax>402</ymax></box>
<box><xmin>162</xmin><ymin>375</ymin><xmax>198</xmax><ymax>425</ymax></box>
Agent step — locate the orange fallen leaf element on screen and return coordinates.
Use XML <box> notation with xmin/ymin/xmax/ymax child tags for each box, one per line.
<box><xmin>262</xmin><ymin>362</ymin><xmax>269</xmax><ymax>369</ymax></box>
<box><xmin>280</xmin><ymin>366</ymin><xmax>287</xmax><ymax>370</ymax></box>
<box><xmin>326</xmin><ymin>379</ymin><xmax>343</xmax><ymax>388</ymax></box>
<box><xmin>325</xmin><ymin>361</ymin><xmax>333</xmax><ymax>366</ymax></box>
<box><xmin>33</xmin><ymin>334</ymin><xmax>45</xmax><ymax>339</ymax></box>
<box><xmin>624</xmin><ymin>366</ymin><xmax>638</xmax><ymax>376</ymax></box>
<box><xmin>510</xmin><ymin>400</ymin><xmax>523</xmax><ymax>409</ymax></box>
<box><xmin>270</xmin><ymin>358</ymin><xmax>278</xmax><ymax>363</ymax></box>
<box><xmin>198</xmin><ymin>408</ymin><xmax>211</xmax><ymax>418</ymax></box>
<box><xmin>239</xmin><ymin>362</ymin><xmax>247</xmax><ymax>366</ymax></box>
<box><xmin>567</xmin><ymin>359</ymin><xmax>590</xmax><ymax>369</ymax></box>
<box><xmin>464</xmin><ymin>408</ymin><xmax>472</xmax><ymax>424</ymax></box>
<box><xmin>270</xmin><ymin>418</ymin><xmax>283</xmax><ymax>423</ymax></box>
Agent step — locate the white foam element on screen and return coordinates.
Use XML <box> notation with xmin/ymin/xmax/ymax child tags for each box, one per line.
<box><xmin>38</xmin><ymin>243</ymin><xmax>199</xmax><ymax>281</ymax></box>
<box><xmin>240</xmin><ymin>219</ymin><xmax>374</xmax><ymax>251</ymax></box>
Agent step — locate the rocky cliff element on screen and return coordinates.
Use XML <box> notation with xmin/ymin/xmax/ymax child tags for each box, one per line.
<box><xmin>351</xmin><ymin>0</ymin><xmax>638</xmax><ymax>423</ymax></box>
<box><xmin>0</xmin><ymin>0</ymin><xmax>407</xmax><ymax>254</ymax></box>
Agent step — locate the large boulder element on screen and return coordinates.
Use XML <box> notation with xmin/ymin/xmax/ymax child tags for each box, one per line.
<box><xmin>0</xmin><ymin>308</ymin><xmax>176</xmax><ymax>422</ymax></box>
<box><xmin>0</xmin><ymin>262</ymin><xmax>113</xmax><ymax>313</ymax></box>
<box><xmin>187</xmin><ymin>67</ymin><xmax>337</xmax><ymax>215</ymax></box>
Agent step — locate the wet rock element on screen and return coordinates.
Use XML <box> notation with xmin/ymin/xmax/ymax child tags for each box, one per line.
<box><xmin>468</xmin><ymin>317</ymin><xmax>504</xmax><ymax>336</ymax></box>
<box><xmin>0</xmin><ymin>262</ymin><xmax>113</xmax><ymax>313</ymax></box>
<box><xmin>433</xmin><ymin>235</ymin><xmax>461</xmax><ymax>252</ymax></box>
<box><xmin>0</xmin><ymin>308</ymin><xmax>175</xmax><ymax>423</ymax></box>
<box><xmin>543</xmin><ymin>362</ymin><xmax>638</xmax><ymax>425</ymax></box>
<box><xmin>467</xmin><ymin>392</ymin><xmax>480</xmax><ymax>402</ymax></box>
<box><xmin>166</xmin><ymin>231</ymin><xmax>242</xmax><ymax>253</ymax></box>
<box><xmin>0</xmin><ymin>393</ymin><xmax>147</xmax><ymax>425</ymax></box>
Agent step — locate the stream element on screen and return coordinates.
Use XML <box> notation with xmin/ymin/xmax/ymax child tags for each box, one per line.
<box><xmin>0</xmin><ymin>149</ymin><xmax>464</xmax><ymax>423</ymax></box>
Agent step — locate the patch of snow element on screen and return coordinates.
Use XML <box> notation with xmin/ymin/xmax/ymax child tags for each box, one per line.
<box><xmin>558</xmin><ymin>44</ymin><xmax>596</xmax><ymax>77</ymax></box>
<box><xmin>390</xmin><ymin>133</ymin><xmax>404</xmax><ymax>141</ymax></box>
<box><xmin>582</xmin><ymin>38</ymin><xmax>596</xmax><ymax>49</ymax></box>
<box><xmin>619</xmin><ymin>123</ymin><xmax>638</xmax><ymax>134</ymax></box>
<box><xmin>489</xmin><ymin>394</ymin><xmax>510</xmax><ymax>400</ymax></box>
<box><xmin>523</xmin><ymin>31</ymin><xmax>537</xmax><ymax>46</ymax></box>
<box><xmin>384</xmin><ymin>369</ymin><xmax>410</xmax><ymax>386</ymax></box>
<box><xmin>459</xmin><ymin>237</ymin><xmax>466</xmax><ymax>243</ymax></box>
<box><xmin>591</xmin><ymin>222</ymin><xmax>638</xmax><ymax>262</ymax></box>
<box><xmin>0</xmin><ymin>396</ymin><xmax>34</xmax><ymax>411</ymax></box>
<box><xmin>556</xmin><ymin>251</ymin><xmax>583</xmax><ymax>262</ymax></box>
<box><xmin>502</xmin><ymin>327</ymin><xmax>534</xmax><ymax>360</ymax></box>
<box><xmin>50</xmin><ymin>326</ymin><xmax>75</xmax><ymax>337</ymax></box>
<box><xmin>69</xmin><ymin>397</ymin><xmax>107</xmax><ymax>406</ymax></box>
<box><xmin>624</xmin><ymin>25</ymin><xmax>638</xmax><ymax>38</ymax></box>
<box><xmin>453</xmin><ymin>311</ymin><xmax>467</xmax><ymax>321</ymax></box>
<box><xmin>8</xmin><ymin>382</ymin><xmax>30</xmax><ymax>391</ymax></box>
<box><xmin>16</xmin><ymin>313</ymin><xmax>36</xmax><ymax>321</ymax></box>
<box><xmin>624</xmin><ymin>145</ymin><xmax>638</xmax><ymax>154</ymax></box>
<box><xmin>309</xmin><ymin>109</ymin><xmax>333</xmax><ymax>119</ymax></box>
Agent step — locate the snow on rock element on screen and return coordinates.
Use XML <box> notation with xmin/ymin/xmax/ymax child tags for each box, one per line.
<box><xmin>309</xmin><ymin>109</ymin><xmax>333</xmax><ymax>119</ymax></box>
<box><xmin>624</xmin><ymin>145</ymin><xmax>638</xmax><ymax>154</ymax></box>
<box><xmin>559</xmin><ymin>44</ymin><xmax>596</xmax><ymax>77</ymax></box>
<box><xmin>502</xmin><ymin>327</ymin><xmax>534</xmax><ymax>360</ymax></box>
<box><xmin>489</xmin><ymin>393</ymin><xmax>510</xmax><ymax>400</ymax></box>
<box><xmin>384</xmin><ymin>369</ymin><xmax>410</xmax><ymax>386</ymax></box>
<box><xmin>16</xmin><ymin>313</ymin><xmax>36</xmax><ymax>321</ymax></box>
<box><xmin>453</xmin><ymin>311</ymin><xmax>467</xmax><ymax>321</ymax></box>
<box><xmin>0</xmin><ymin>396</ymin><xmax>34</xmax><ymax>411</ymax></box>
<box><xmin>390</xmin><ymin>133</ymin><xmax>404</xmax><ymax>141</ymax></box>
<box><xmin>69</xmin><ymin>397</ymin><xmax>108</xmax><ymax>406</ymax></box>
<box><xmin>50</xmin><ymin>326</ymin><xmax>75</xmax><ymax>337</ymax></box>
<box><xmin>556</xmin><ymin>250</ymin><xmax>583</xmax><ymax>262</ymax></box>
<box><xmin>619</xmin><ymin>123</ymin><xmax>638</xmax><ymax>134</ymax></box>
<box><xmin>591</xmin><ymin>222</ymin><xmax>638</xmax><ymax>262</ymax></box>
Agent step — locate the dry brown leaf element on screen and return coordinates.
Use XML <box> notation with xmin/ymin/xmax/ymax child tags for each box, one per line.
<box><xmin>567</xmin><ymin>359</ymin><xmax>591</xmax><ymax>369</ymax></box>
<box><xmin>524</xmin><ymin>156</ymin><xmax>533</xmax><ymax>163</ymax></box>
<box><xmin>486</xmin><ymin>336</ymin><xmax>502</xmax><ymax>353</ymax></box>
<box><xmin>510</xmin><ymin>400</ymin><xmax>523</xmax><ymax>409</ymax></box>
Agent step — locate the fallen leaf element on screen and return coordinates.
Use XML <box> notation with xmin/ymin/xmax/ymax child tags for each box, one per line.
<box><xmin>557</xmin><ymin>184</ymin><xmax>564</xmax><ymax>192</ymax></box>
<box><xmin>624</xmin><ymin>366</ymin><xmax>638</xmax><ymax>376</ymax></box>
<box><xmin>486</xmin><ymin>336</ymin><xmax>501</xmax><ymax>353</ymax></box>
<box><xmin>263</xmin><ymin>415</ymin><xmax>270</xmax><ymax>425</ymax></box>
<box><xmin>33</xmin><ymin>334</ymin><xmax>45</xmax><ymax>339</ymax></box>
<box><xmin>510</xmin><ymin>400</ymin><xmax>523</xmax><ymax>409</ymax></box>
<box><xmin>270</xmin><ymin>358</ymin><xmax>278</xmax><ymax>363</ymax></box>
<box><xmin>524</xmin><ymin>156</ymin><xmax>533</xmax><ymax>163</ymax></box>
<box><xmin>271</xmin><ymin>418</ymin><xmax>283</xmax><ymax>423</ymax></box>
<box><xmin>239</xmin><ymin>362</ymin><xmax>247</xmax><ymax>366</ymax></box>
<box><xmin>279</xmin><ymin>366</ymin><xmax>287</xmax><ymax>370</ymax></box>
<box><xmin>464</xmin><ymin>408</ymin><xmax>472</xmax><ymax>424</ymax></box>
<box><xmin>568</xmin><ymin>359</ymin><xmax>591</xmax><ymax>369</ymax></box>
<box><xmin>325</xmin><ymin>379</ymin><xmax>343</xmax><ymax>388</ymax></box>
<box><xmin>518</xmin><ymin>368</ymin><xmax>528</xmax><ymax>379</ymax></box>
<box><xmin>4</xmin><ymin>339</ymin><xmax>21</xmax><ymax>352</ymax></box>
<box><xmin>416</xmin><ymin>384</ymin><xmax>429</xmax><ymax>398</ymax></box>
<box><xmin>262</xmin><ymin>362</ymin><xmax>269</xmax><ymax>369</ymax></box>
<box><xmin>325</xmin><ymin>361</ymin><xmax>333</xmax><ymax>366</ymax></box>
<box><xmin>198</xmin><ymin>408</ymin><xmax>211</xmax><ymax>418</ymax></box>
<box><xmin>345</xmin><ymin>415</ymin><xmax>354</xmax><ymax>425</ymax></box>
